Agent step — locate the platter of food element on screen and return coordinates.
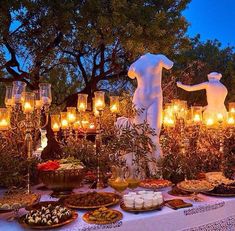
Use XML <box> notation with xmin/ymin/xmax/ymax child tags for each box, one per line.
<box><xmin>120</xmin><ymin>191</ymin><xmax>164</xmax><ymax>213</ymax></box>
<box><xmin>18</xmin><ymin>203</ymin><xmax>78</xmax><ymax>229</ymax></box>
<box><xmin>204</xmin><ymin>172</ymin><xmax>235</xmax><ymax>186</ymax></box>
<box><xmin>165</xmin><ymin>199</ymin><xmax>192</xmax><ymax>210</ymax></box>
<box><xmin>139</xmin><ymin>179</ymin><xmax>172</xmax><ymax>190</ymax></box>
<box><xmin>168</xmin><ymin>186</ymin><xmax>193</xmax><ymax>197</ymax></box>
<box><xmin>0</xmin><ymin>192</ymin><xmax>40</xmax><ymax>212</ymax></box>
<box><xmin>26</xmin><ymin>201</ymin><xmax>62</xmax><ymax>211</ymax></box>
<box><xmin>120</xmin><ymin>201</ymin><xmax>163</xmax><ymax>213</ymax></box>
<box><xmin>202</xmin><ymin>183</ymin><xmax>235</xmax><ymax>197</ymax></box>
<box><xmin>83</xmin><ymin>207</ymin><xmax>122</xmax><ymax>225</ymax></box>
<box><xmin>63</xmin><ymin>191</ymin><xmax>120</xmax><ymax>209</ymax></box>
<box><xmin>177</xmin><ymin>180</ymin><xmax>214</xmax><ymax>193</ymax></box>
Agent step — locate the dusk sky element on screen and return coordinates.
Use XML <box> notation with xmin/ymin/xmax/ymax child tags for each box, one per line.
<box><xmin>183</xmin><ymin>0</ymin><xmax>235</xmax><ymax>47</ymax></box>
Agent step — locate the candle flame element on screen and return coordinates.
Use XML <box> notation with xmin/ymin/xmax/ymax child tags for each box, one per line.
<box><xmin>206</xmin><ymin>118</ymin><xmax>214</xmax><ymax>126</ymax></box>
<box><xmin>52</xmin><ymin>123</ymin><xmax>60</xmax><ymax>131</ymax></box>
<box><xmin>193</xmin><ymin>114</ymin><xmax>201</xmax><ymax>122</ymax></box>
<box><xmin>110</xmin><ymin>104</ymin><xmax>118</xmax><ymax>113</ymax></box>
<box><xmin>227</xmin><ymin>117</ymin><xmax>235</xmax><ymax>125</ymax></box>
<box><xmin>23</xmin><ymin>102</ymin><xmax>33</xmax><ymax>113</ymax></box>
<box><xmin>68</xmin><ymin>113</ymin><xmax>76</xmax><ymax>122</ymax></box>
<box><xmin>217</xmin><ymin>113</ymin><xmax>223</xmax><ymax>122</ymax></box>
<box><xmin>61</xmin><ymin>119</ymin><xmax>68</xmax><ymax>128</ymax></box>
<box><xmin>0</xmin><ymin>119</ymin><xmax>8</xmax><ymax>126</ymax></box>
<box><xmin>78</xmin><ymin>103</ymin><xmax>86</xmax><ymax>111</ymax></box>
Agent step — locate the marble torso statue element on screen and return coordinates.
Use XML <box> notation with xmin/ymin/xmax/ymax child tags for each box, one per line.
<box><xmin>128</xmin><ymin>53</ymin><xmax>173</xmax><ymax>174</ymax></box>
<box><xmin>177</xmin><ymin>72</ymin><xmax>228</xmax><ymax>119</ymax></box>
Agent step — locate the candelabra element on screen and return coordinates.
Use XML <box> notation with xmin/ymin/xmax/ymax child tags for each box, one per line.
<box><xmin>0</xmin><ymin>81</ymin><xmax>51</xmax><ymax>193</ymax></box>
<box><xmin>50</xmin><ymin>91</ymin><xmax>120</xmax><ymax>189</ymax></box>
<box><xmin>163</xmin><ymin>99</ymin><xmax>235</xmax><ymax>175</ymax></box>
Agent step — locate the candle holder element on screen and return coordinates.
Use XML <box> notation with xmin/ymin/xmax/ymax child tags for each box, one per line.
<box><xmin>110</xmin><ymin>96</ymin><xmax>119</xmax><ymax>122</ymax></box>
<box><xmin>228</xmin><ymin>102</ymin><xmax>235</xmax><ymax>114</ymax></box>
<box><xmin>94</xmin><ymin>91</ymin><xmax>106</xmax><ymax>189</ymax></box>
<box><xmin>12</xmin><ymin>81</ymin><xmax>27</xmax><ymax>105</ymax></box>
<box><xmin>162</xmin><ymin>100</ymin><xmax>235</xmax><ymax>178</ymax></box>
<box><xmin>77</xmin><ymin>94</ymin><xmax>88</xmax><ymax>113</ymax></box>
<box><xmin>50</xmin><ymin>92</ymin><xmax>120</xmax><ymax>189</ymax></box>
<box><xmin>1</xmin><ymin>82</ymin><xmax>51</xmax><ymax>193</ymax></box>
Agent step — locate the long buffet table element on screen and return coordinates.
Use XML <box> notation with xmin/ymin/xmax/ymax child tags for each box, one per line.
<box><xmin>0</xmin><ymin>185</ymin><xmax>235</xmax><ymax>231</ymax></box>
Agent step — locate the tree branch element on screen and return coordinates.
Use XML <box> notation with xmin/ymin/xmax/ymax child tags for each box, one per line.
<box><xmin>32</xmin><ymin>32</ymin><xmax>63</xmax><ymax>85</ymax></box>
<box><xmin>75</xmin><ymin>54</ymin><xmax>88</xmax><ymax>85</ymax></box>
<box><xmin>100</xmin><ymin>70</ymin><xmax>127</xmax><ymax>81</ymax></box>
<box><xmin>99</xmin><ymin>43</ymin><xmax>105</xmax><ymax>76</ymax></box>
<box><xmin>91</xmin><ymin>50</ymin><xmax>100</xmax><ymax>78</ymax></box>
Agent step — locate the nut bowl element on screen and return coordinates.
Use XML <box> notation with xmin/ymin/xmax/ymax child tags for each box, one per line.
<box><xmin>39</xmin><ymin>168</ymin><xmax>86</xmax><ymax>197</ymax></box>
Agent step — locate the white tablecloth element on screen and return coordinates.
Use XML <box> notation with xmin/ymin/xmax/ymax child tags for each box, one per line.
<box><xmin>0</xmin><ymin>185</ymin><xmax>235</xmax><ymax>231</ymax></box>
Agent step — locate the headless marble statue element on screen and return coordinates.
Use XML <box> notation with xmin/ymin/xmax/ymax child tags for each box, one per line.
<box><xmin>128</xmin><ymin>53</ymin><xmax>173</xmax><ymax>174</ymax></box>
<box><xmin>177</xmin><ymin>72</ymin><xmax>228</xmax><ymax>119</ymax></box>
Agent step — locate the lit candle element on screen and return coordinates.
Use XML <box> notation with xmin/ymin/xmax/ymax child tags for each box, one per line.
<box><xmin>89</xmin><ymin>123</ymin><xmax>95</xmax><ymax>129</ymax></box>
<box><xmin>77</xmin><ymin>94</ymin><xmax>88</xmax><ymax>112</ymax></box>
<box><xmin>95</xmin><ymin>100</ymin><xmax>104</xmax><ymax>110</ymax></box>
<box><xmin>0</xmin><ymin>119</ymin><xmax>9</xmax><ymax>130</ymax></box>
<box><xmin>51</xmin><ymin>114</ymin><xmax>60</xmax><ymax>133</ymax></box>
<box><xmin>217</xmin><ymin>113</ymin><xmax>223</xmax><ymax>123</ymax></box>
<box><xmin>5</xmin><ymin>86</ymin><xmax>13</xmax><ymax>107</ymax></box>
<box><xmin>94</xmin><ymin>91</ymin><xmax>105</xmax><ymax>111</ymax></box>
<box><xmin>67</xmin><ymin>113</ymin><xmax>76</xmax><ymax>123</ymax></box>
<box><xmin>82</xmin><ymin>120</ymin><xmax>89</xmax><ymax>129</ymax></box>
<box><xmin>227</xmin><ymin>117</ymin><xmax>235</xmax><ymax>125</ymax></box>
<box><xmin>110</xmin><ymin>96</ymin><xmax>119</xmax><ymax>114</ymax></box>
<box><xmin>23</xmin><ymin>102</ymin><xmax>33</xmax><ymax>113</ymax></box>
<box><xmin>110</xmin><ymin>104</ymin><xmax>118</xmax><ymax>113</ymax></box>
<box><xmin>66</xmin><ymin>107</ymin><xmax>76</xmax><ymax>124</ymax></box>
<box><xmin>94</xmin><ymin>108</ymin><xmax>99</xmax><ymax>117</ymax></box>
<box><xmin>206</xmin><ymin>118</ymin><xmax>214</xmax><ymax>126</ymax></box>
<box><xmin>163</xmin><ymin>117</ymin><xmax>175</xmax><ymax>127</ymax></box>
<box><xmin>52</xmin><ymin>123</ymin><xmax>60</xmax><ymax>132</ymax></box>
<box><xmin>228</xmin><ymin>102</ymin><xmax>235</xmax><ymax>114</ymax></box>
<box><xmin>78</xmin><ymin>103</ymin><xmax>86</xmax><ymax>112</ymax></box>
<box><xmin>73</xmin><ymin>121</ymin><xmax>81</xmax><ymax>130</ymax></box>
<box><xmin>61</xmin><ymin>119</ymin><xmax>68</xmax><ymax>129</ymax></box>
<box><xmin>193</xmin><ymin>114</ymin><xmax>201</xmax><ymax>123</ymax></box>
<box><xmin>173</xmin><ymin>104</ymin><xmax>179</xmax><ymax>112</ymax></box>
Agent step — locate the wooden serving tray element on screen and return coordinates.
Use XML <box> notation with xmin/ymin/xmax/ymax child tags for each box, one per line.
<box><xmin>165</xmin><ymin>199</ymin><xmax>192</xmax><ymax>210</ymax></box>
<box><xmin>120</xmin><ymin>200</ymin><xmax>163</xmax><ymax>213</ymax></box>
<box><xmin>18</xmin><ymin>211</ymin><xmax>78</xmax><ymax>230</ymax></box>
<box><xmin>83</xmin><ymin>209</ymin><xmax>123</xmax><ymax>225</ymax></box>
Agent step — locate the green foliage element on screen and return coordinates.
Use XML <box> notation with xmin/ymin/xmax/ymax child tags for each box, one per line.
<box><xmin>0</xmin><ymin>0</ymin><xmax>190</xmax><ymax>104</ymax></box>
<box><xmin>223</xmin><ymin>137</ymin><xmax>235</xmax><ymax>178</ymax></box>
<box><xmin>0</xmin><ymin>151</ymin><xmax>39</xmax><ymax>188</ymax></box>
<box><xmin>173</xmin><ymin>37</ymin><xmax>235</xmax><ymax>105</ymax></box>
<box><xmin>61</xmin><ymin>137</ymin><xmax>97</xmax><ymax>168</ymax></box>
<box><xmin>103</xmin><ymin>121</ymin><xmax>156</xmax><ymax>166</ymax></box>
<box><xmin>56</xmin><ymin>94</ymin><xmax>156</xmax><ymax>173</ymax></box>
<box><xmin>159</xmin><ymin>125</ymin><xmax>234</xmax><ymax>183</ymax></box>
